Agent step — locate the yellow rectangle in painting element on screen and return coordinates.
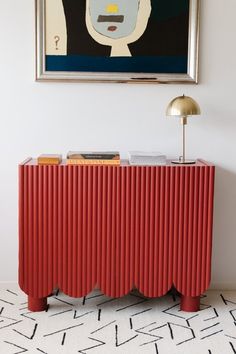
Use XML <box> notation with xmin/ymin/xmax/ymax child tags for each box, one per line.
<box><xmin>106</xmin><ymin>4</ymin><xmax>119</xmax><ymax>13</ymax></box>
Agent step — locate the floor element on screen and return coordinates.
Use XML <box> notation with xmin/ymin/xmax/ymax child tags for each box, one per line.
<box><xmin>0</xmin><ymin>286</ymin><xmax>236</xmax><ymax>354</ymax></box>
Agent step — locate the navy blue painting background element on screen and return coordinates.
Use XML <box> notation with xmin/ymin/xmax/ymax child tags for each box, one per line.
<box><xmin>46</xmin><ymin>55</ymin><xmax>187</xmax><ymax>73</ymax></box>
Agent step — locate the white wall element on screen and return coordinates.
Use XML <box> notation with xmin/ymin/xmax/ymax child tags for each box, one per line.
<box><xmin>0</xmin><ymin>0</ymin><xmax>236</xmax><ymax>288</ymax></box>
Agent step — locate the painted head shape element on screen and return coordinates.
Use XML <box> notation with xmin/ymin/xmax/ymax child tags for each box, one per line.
<box><xmin>85</xmin><ymin>0</ymin><xmax>151</xmax><ymax>56</ymax></box>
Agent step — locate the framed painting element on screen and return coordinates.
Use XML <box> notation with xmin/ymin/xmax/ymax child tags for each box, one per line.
<box><xmin>36</xmin><ymin>0</ymin><xmax>200</xmax><ymax>83</ymax></box>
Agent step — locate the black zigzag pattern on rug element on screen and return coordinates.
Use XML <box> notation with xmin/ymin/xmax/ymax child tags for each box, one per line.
<box><xmin>0</xmin><ymin>287</ymin><xmax>236</xmax><ymax>354</ymax></box>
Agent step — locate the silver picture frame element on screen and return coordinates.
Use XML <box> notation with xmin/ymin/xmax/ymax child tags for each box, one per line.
<box><xmin>36</xmin><ymin>0</ymin><xmax>200</xmax><ymax>84</ymax></box>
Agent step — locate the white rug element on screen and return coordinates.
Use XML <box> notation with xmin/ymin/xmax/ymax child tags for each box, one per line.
<box><xmin>0</xmin><ymin>286</ymin><xmax>236</xmax><ymax>354</ymax></box>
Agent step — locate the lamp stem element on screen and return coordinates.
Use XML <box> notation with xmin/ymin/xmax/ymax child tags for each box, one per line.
<box><xmin>181</xmin><ymin>116</ymin><xmax>187</xmax><ymax>163</ymax></box>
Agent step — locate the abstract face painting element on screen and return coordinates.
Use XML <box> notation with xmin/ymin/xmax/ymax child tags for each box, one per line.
<box><xmin>85</xmin><ymin>0</ymin><xmax>151</xmax><ymax>56</ymax></box>
<box><xmin>38</xmin><ymin>0</ymin><xmax>200</xmax><ymax>83</ymax></box>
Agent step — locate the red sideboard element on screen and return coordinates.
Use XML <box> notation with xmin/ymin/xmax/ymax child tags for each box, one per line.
<box><xmin>19</xmin><ymin>158</ymin><xmax>215</xmax><ymax>312</ymax></box>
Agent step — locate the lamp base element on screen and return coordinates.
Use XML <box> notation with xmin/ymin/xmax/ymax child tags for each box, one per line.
<box><xmin>171</xmin><ymin>159</ymin><xmax>196</xmax><ymax>165</ymax></box>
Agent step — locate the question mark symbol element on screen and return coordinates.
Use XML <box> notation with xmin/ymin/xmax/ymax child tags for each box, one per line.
<box><xmin>54</xmin><ymin>35</ymin><xmax>60</xmax><ymax>50</ymax></box>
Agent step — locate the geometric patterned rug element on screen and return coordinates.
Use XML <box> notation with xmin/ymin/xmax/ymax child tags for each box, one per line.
<box><xmin>0</xmin><ymin>286</ymin><xmax>236</xmax><ymax>354</ymax></box>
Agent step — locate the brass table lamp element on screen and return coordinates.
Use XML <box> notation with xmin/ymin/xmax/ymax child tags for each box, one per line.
<box><xmin>166</xmin><ymin>95</ymin><xmax>201</xmax><ymax>164</ymax></box>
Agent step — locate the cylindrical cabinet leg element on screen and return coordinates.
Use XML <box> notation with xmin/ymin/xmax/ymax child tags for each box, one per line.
<box><xmin>28</xmin><ymin>296</ymin><xmax>48</xmax><ymax>312</ymax></box>
<box><xmin>181</xmin><ymin>295</ymin><xmax>200</xmax><ymax>312</ymax></box>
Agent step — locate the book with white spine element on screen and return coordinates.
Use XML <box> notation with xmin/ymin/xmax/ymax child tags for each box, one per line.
<box><xmin>128</xmin><ymin>151</ymin><xmax>167</xmax><ymax>166</ymax></box>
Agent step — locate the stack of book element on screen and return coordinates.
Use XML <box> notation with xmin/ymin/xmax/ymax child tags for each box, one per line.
<box><xmin>67</xmin><ymin>151</ymin><xmax>120</xmax><ymax>165</ymax></box>
<box><xmin>128</xmin><ymin>151</ymin><xmax>166</xmax><ymax>166</ymax></box>
<box><xmin>38</xmin><ymin>154</ymin><xmax>62</xmax><ymax>165</ymax></box>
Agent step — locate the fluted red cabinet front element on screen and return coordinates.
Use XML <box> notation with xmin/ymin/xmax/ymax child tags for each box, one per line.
<box><xmin>19</xmin><ymin>159</ymin><xmax>215</xmax><ymax>312</ymax></box>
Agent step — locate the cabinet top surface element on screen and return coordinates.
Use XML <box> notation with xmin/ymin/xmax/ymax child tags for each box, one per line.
<box><xmin>20</xmin><ymin>158</ymin><xmax>214</xmax><ymax>167</ymax></box>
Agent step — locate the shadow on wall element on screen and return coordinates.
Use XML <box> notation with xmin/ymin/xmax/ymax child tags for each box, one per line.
<box><xmin>212</xmin><ymin>166</ymin><xmax>236</xmax><ymax>271</ymax></box>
